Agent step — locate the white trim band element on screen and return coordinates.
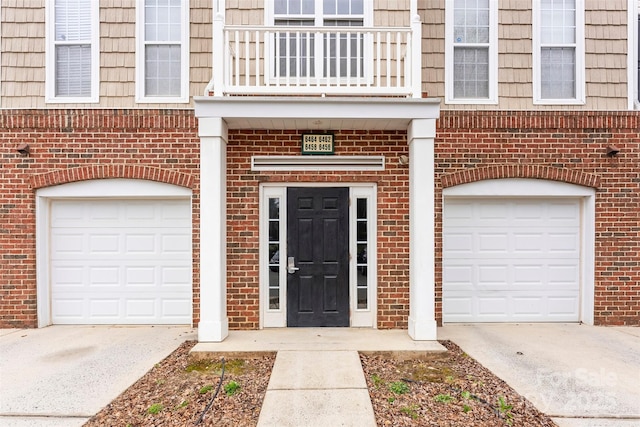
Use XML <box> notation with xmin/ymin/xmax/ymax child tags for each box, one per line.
<box><xmin>251</xmin><ymin>155</ymin><xmax>385</xmax><ymax>171</ymax></box>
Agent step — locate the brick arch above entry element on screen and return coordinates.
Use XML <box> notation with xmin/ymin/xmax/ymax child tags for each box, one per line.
<box><xmin>440</xmin><ymin>165</ymin><xmax>600</xmax><ymax>189</ymax></box>
<box><xmin>30</xmin><ymin>165</ymin><xmax>194</xmax><ymax>190</ymax></box>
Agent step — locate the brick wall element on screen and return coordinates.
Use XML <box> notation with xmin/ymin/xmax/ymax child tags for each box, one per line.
<box><xmin>436</xmin><ymin>111</ymin><xmax>640</xmax><ymax>326</ymax></box>
<box><xmin>226</xmin><ymin>129</ymin><xmax>411</xmax><ymax>330</ymax></box>
<box><xmin>2</xmin><ymin>109</ymin><xmax>638</xmax><ymax>329</ymax></box>
<box><xmin>0</xmin><ymin>109</ymin><xmax>200</xmax><ymax>328</ymax></box>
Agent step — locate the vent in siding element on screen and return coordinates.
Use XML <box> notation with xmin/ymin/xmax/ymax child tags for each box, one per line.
<box><xmin>251</xmin><ymin>156</ymin><xmax>385</xmax><ymax>171</ymax></box>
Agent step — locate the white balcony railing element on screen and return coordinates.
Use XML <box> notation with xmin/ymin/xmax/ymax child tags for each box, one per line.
<box><xmin>210</xmin><ymin>20</ymin><xmax>422</xmax><ymax>98</ymax></box>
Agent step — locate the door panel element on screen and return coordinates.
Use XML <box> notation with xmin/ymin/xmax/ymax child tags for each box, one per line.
<box><xmin>287</xmin><ymin>187</ymin><xmax>349</xmax><ymax>327</ymax></box>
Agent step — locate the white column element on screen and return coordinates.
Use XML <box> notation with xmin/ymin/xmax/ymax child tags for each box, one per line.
<box><xmin>410</xmin><ymin>8</ymin><xmax>422</xmax><ymax>98</ymax></box>
<box><xmin>407</xmin><ymin>119</ymin><xmax>438</xmax><ymax>340</ymax></box>
<box><xmin>212</xmin><ymin>12</ymin><xmax>225</xmax><ymax>97</ymax></box>
<box><xmin>198</xmin><ymin>117</ymin><xmax>229</xmax><ymax>342</ymax></box>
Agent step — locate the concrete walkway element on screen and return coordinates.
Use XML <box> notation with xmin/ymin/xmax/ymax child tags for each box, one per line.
<box><xmin>440</xmin><ymin>324</ymin><xmax>640</xmax><ymax>427</ymax></box>
<box><xmin>192</xmin><ymin>328</ymin><xmax>446</xmax><ymax>426</ymax></box>
<box><xmin>191</xmin><ymin>327</ymin><xmax>446</xmax><ymax>354</ymax></box>
<box><xmin>0</xmin><ymin>326</ymin><xmax>196</xmax><ymax>427</ymax></box>
<box><xmin>4</xmin><ymin>325</ymin><xmax>636</xmax><ymax>426</ymax></box>
<box><xmin>257</xmin><ymin>350</ymin><xmax>375</xmax><ymax>426</ymax></box>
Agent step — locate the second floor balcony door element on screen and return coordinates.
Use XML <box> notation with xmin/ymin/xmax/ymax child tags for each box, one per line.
<box><xmin>271</xmin><ymin>0</ymin><xmax>370</xmax><ymax>81</ymax></box>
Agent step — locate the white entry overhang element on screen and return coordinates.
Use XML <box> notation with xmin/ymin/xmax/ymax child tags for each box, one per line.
<box><xmin>194</xmin><ymin>96</ymin><xmax>441</xmax><ymax>342</ymax></box>
<box><xmin>194</xmin><ymin>96</ymin><xmax>441</xmax><ymax>130</ymax></box>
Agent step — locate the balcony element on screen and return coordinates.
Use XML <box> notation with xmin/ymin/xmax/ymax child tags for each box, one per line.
<box><xmin>209</xmin><ymin>19</ymin><xmax>422</xmax><ymax>98</ymax></box>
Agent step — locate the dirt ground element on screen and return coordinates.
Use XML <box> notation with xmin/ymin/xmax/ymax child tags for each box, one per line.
<box><xmin>84</xmin><ymin>340</ymin><xmax>557</xmax><ymax>426</ymax></box>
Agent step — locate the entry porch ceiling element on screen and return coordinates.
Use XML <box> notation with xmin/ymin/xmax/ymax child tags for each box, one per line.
<box><xmin>194</xmin><ymin>96</ymin><xmax>441</xmax><ymax>131</ymax></box>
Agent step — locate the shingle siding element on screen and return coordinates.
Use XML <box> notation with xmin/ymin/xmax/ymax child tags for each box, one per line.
<box><xmin>0</xmin><ymin>1</ymin><xmax>633</xmax><ymax>109</ymax></box>
<box><xmin>421</xmin><ymin>0</ymin><xmax>631</xmax><ymax>110</ymax></box>
<box><xmin>1</xmin><ymin>1</ymin><xmax>45</xmax><ymax>107</ymax></box>
<box><xmin>1</xmin><ymin>0</ymin><xmax>211</xmax><ymax>108</ymax></box>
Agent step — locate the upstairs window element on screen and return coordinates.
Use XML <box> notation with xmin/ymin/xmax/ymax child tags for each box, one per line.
<box><xmin>46</xmin><ymin>0</ymin><xmax>99</xmax><ymax>103</ymax></box>
<box><xmin>445</xmin><ymin>0</ymin><xmax>498</xmax><ymax>104</ymax></box>
<box><xmin>268</xmin><ymin>0</ymin><xmax>371</xmax><ymax>80</ymax></box>
<box><xmin>136</xmin><ymin>0</ymin><xmax>189</xmax><ymax>103</ymax></box>
<box><xmin>533</xmin><ymin>0</ymin><xmax>585</xmax><ymax>104</ymax></box>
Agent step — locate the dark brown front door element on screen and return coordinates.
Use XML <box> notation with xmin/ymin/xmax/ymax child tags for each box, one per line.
<box><xmin>287</xmin><ymin>187</ymin><xmax>349</xmax><ymax>327</ymax></box>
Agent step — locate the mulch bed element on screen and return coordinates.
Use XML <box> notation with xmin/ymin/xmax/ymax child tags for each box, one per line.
<box><xmin>84</xmin><ymin>340</ymin><xmax>557</xmax><ymax>426</ymax></box>
<box><xmin>84</xmin><ymin>341</ymin><xmax>275</xmax><ymax>426</ymax></box>
<box><xmin>361</xmin><ymin>341</ymin><xmax>557</xmax><ymax>426</ymax></box>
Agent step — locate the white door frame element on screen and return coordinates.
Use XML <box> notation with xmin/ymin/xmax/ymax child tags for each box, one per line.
<box><xmin>259</xmin><ymin>183</ymin><xmax>378</xmax><ymax>328</ymax></box>
<box><xmin>35</xmin><ymin>179</ymin><xmax>193</xmax><ymax>327</ymax></box>
<box><xmin>443</xmin><ymin>178</ymin><xmax>596</xmax><ymax>325</ymax></box>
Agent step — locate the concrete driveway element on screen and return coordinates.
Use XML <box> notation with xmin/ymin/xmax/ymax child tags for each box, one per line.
<box><xmin>0</xmin><ymin>325</ymin><xmax>195</xmax><ymax>427</ymax></box>
<box><xmin>439</xmin><ymin>324</ymin><xmax>640</xmax><ymax>427</ymax></box>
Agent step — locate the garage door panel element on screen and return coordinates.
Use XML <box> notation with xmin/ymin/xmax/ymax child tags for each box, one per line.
<box><xmin>478</xmin><ymin>233</ymin><xmax>509</xmax><ymax>254</ymax></box>
<box><xmin>443</xmin><ymin>233</ymin><xmax>474</xmax><ymax>254</ymax></box>
<box><xmin>125</xmin><ymin>266</ymin><xmax>157</xmax><ymax>285</ymax></box>
<box><xmin>50</xmin><ymin>199</ymin><xmax>192</xmax><ymax>325</ymax></box>
<box><xmin>89</xmin><ymin>266</ymin><xmax>120</xmax><ymax>285</ymax></box>
<box><xmin>445</xmin><ymin>291</ymin><xmax>580</xmax><ymax>322</ymax></box>
<box><xmin>513</xmin><ymin>232</ymin><xmax>544</xmax><ymax>253</ymax></box>
<box><xmin>52</xmin><ymin>299</ymin><xmax>84</xmax><ymax>320</ymax></box>
<box><xmin>125</xmin><ymin>234</ymin><xmax>156</xmax><ymax>253</ymax></box>
<box><xmin>547</xmin><ymin>264</ymin><xmax>580</xmax><ymax>288</ymax></box>
<box><xmin>161</xmin><ymin>233</ymin><xmax>191</xmax><ymax>254</ymax></box>
<box><xmin>477</xmin><ymin>297</ymin><xmax>509</xmax><ymax>318</ymax></box>
<box><xmin>548</xmin><ymin>232</ymin><xmax>580</xmax><ymax>255</ymax></box>
<box><xmin>477</xmin><ymin>265</ymin><xmax>508</xmax><ymax>288</ymax></box>
<box><xmin>512</xmin><ymin>264</ymin><xmax>544</xmax><ymax>286</ymax></box>
<box><xmin>446</xmin><ymin>229</ymin><xmax>580</xmax><ymax>259</ymax></box>
<box><xmin>51</xmin><ymin>232</ymin><xmax>85</xmax><ymax>255</ymax></box>
<box><xmin>443</xmin><ymin>198</ymin><xmax>581</xmax><ymax>323</ymax></box>
<box><xmin>161</xmin><ymin>299</ymin><xmax>193</xmax><ymax>317</ymax></box>
<box><xmin>442</xmin><ymin>297</ymin><xmax>474</xmax><ymax>319</ymax></box>
<box><xmin>547</xmin><ymin>296</ymin><xmax>579</xmax><ymax>317</ymax></box>
<box><xmin>125</xmin><ymin>299</ymin><xmax>156</xmax><ymax>318</ymax></box>
<box><xmin>512</xmin><ymin>297</ymin><xmax>545</xmax><ymax>316</ymax></box>
<box><xmin>90</xmin><ymin>299</ymin><xmax>121</xmax><ymax>318</ymax></box>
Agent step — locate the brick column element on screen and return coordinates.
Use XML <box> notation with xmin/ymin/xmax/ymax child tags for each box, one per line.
<box><xmin>198</xmin><ymin>117</ymin><xmax>229</xmax><ymax>342</ymax></box>
<box><xmin>407</xmin><ymin>119</ymin><xmax>438</xmax><ymax>340</ymax></box>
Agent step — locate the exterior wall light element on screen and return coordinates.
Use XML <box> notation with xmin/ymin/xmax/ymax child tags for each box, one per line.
<box><xmin>605</xmin><ymin>145</ymin><xmax>620</xmax><ymax>157</ymax></box>
<box><xmin>17</xmin><ymin>143</ymin><xmax>30</xmax><ymax>156</ymax></box>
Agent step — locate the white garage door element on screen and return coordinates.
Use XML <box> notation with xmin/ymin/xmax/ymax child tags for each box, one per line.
<box><xmin>50</xmin><ymin>199</ymin><xmax>192</xmax><ymax>324</ymax></box>
<box><xmin>443</xmin><ymin>198</ymin><xmax>581</xmax><ymax>322</ymax></box>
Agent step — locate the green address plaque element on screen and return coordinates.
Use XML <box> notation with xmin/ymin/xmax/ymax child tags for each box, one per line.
<box><xmin>301</xmin><ymin>133</ymin><xmax>334</xmax><ymax>155</ymax></box>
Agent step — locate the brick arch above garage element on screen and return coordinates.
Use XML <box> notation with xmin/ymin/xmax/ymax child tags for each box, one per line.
<box><xmin>30</xmin><ymin>165</ymin><xmax>194</xmax><ymax>190</ymax></box>
<box><xmin>440</xmin><ymin>165</ymin><xmax>600</xmax><ymax>189</ymax></box>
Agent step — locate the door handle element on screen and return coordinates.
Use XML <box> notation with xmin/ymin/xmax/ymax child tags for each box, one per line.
<box><xmin>287</xmin><ymin>256</ymin><xmax>300</xmax><ymax>274</ymax></box>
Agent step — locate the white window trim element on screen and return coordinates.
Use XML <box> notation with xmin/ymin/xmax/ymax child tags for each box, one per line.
<box><xmin>349</xmin><ymin>185</ymin><xmax>377</xmax><ymax>328</ymax></box>
<box><xmin>45</xmin><ymin>0</ymin><xmax>100</xmax><ymax>104</ymax></box>
<box><xmin>260</xmin><ymin>186</ymin><xmax>287</xmax><ymax>328</ymax></box>
<box><xmin>532</xmin><ymin>0</ymin><xmax>585</xmax><ymax>105</ymax></box>
<box><xmin>263</xmin><ymin>0</ymin><xmax>374</xmax><ymax>85</ymax></box>
<box><xmin>627</xmin><ymin>0</ymin><xmax>638</xmax><ymax>110</ymax></box>
<box><xmin>264</xmin><ymin>0</ymin><xmax>374</xmax><ymax>35</ymax></box>
<box><xmin>135</xmin><ymin>0</ymin><xmax>190</xmax><ymax>104</ymax></box>
<box><xmin>259</xmin><ymin>183</ymin><xmax>377</xmax><ymax>329</ymax></box>
<box><xmin>444</xmin><ymin>0</ymin><xmax>498</xmax><ymax>105</ymax></box>
<box><xmin>0</xmin><ymin>6</ymin><xmax>2</xmax><ymax>106</ymax></box>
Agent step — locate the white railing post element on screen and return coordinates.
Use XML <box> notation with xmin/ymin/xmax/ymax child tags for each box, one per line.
<box><xmin>212</xmin><ymin>12</ymin><xmax>225</xmax><ymax>97</ymax></box>
<box><xmin>410</xmin><ymin>14</ymin><xmax>422</xmax><ymax>98</ymax></box>
<box><xmin>221</xmin><ymin>25</ymin><xmax>414</xmax><ymax>97</ymax></box>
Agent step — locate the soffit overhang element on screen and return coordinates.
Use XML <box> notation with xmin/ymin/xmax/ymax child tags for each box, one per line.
<box><xmin>194</xmin><ymin>96</ymin><xmax>441</xmax><ymax>131</ymax></box>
